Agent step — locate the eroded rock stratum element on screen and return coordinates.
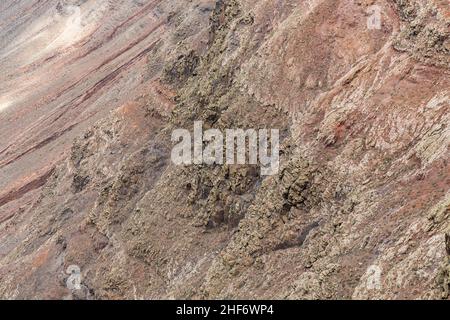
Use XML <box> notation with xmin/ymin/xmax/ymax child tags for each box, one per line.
<box><xmin>0</xmin><ymin>0</ymin><xmax>449</xmax><ymax>299</ymax></box>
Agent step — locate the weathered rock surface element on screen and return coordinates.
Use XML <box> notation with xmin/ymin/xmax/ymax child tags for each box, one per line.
<box><xmin>0</xmin><ymin>0</ymin><xmax>449</xmax><ymax>299</ymax></box>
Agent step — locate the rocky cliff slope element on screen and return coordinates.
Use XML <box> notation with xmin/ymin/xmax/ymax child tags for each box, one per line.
<box><xmin>0</xmin><ymin>0</ymin><xmax>449</xmax><ymax>299</ymax></box>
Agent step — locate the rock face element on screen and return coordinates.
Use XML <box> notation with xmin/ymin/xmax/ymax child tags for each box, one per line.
<box><xmin>0</xmin><ymin>0</ymin><xmax>449</xmax><ymax>299</ymax></box>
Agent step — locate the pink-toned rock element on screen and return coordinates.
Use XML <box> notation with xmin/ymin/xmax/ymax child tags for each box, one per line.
<box><xmin>0</xmin><ymin>0</ymin><xmax>448</xmax><ymax>299</ymax></box>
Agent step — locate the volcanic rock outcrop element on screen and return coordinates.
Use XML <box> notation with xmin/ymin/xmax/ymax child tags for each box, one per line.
<box><xmin>0</xmin><ymin>0</ymin><xmax>449</xmax><ymax>299</ymax></box>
